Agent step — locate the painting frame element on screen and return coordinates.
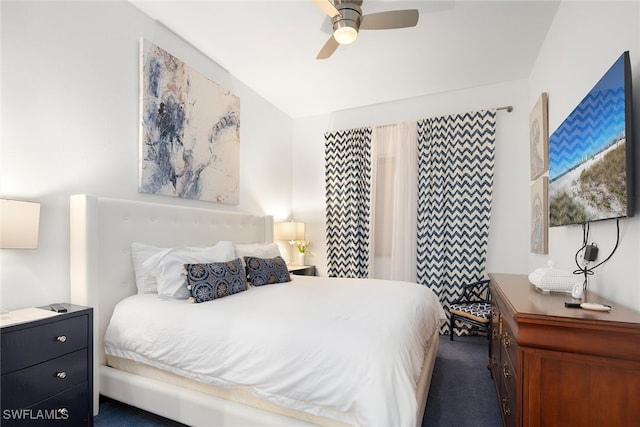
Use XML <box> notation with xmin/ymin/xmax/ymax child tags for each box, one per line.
<box><xmin>138</xmin><ymin>39</ymin><xmax>240</xmax><ymax>204</ymax></box>
<box><xmin>530</xmin><ymin>176</ymin><xmax>548</xmax><ymax>254</ymax></box>
<box><xmin>529</xmin><ymin>92</ymin><xmax>549</xmax><ymax>180</ymax></box>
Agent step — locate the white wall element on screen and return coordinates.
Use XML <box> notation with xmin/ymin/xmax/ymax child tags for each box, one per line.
<box><xmin>292</xmin><ymin>79</ymin><xmax>531</xmax><ymax>278</ymax></box>
<box><xmin>0</xmin><ymin>1</ymin><xmax>293</xmax><ymax>311</ymax></box>
<box><xmin>529</xmin><ymin>0</ymin><xmax>640</xmax><ymax>310</ymax></box>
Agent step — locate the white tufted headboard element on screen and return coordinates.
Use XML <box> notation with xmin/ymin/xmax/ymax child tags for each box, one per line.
<box><xmin>69</xmin><ymin>195</ymin><xmax>273</xmax><ymax>409</ymax></box>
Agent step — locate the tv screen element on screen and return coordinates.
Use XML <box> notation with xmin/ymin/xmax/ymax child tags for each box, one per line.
<box><xmin>549</xmin><ymin>51</ymin><xmax>634</xmax><ymax>227</ymax></box>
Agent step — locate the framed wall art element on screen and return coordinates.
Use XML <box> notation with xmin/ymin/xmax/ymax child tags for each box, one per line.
<box><xmin>529</xmin><ymin>92</ymin><xmax>548</xmax><ymax>180</ymax></box>
<box><xmin>530</xmin><ymin>176</ymin><xmax>548</xmax><ymax>254</ymax></box>
<box><xmin>139</xmin><ymin>39</ymin><xmax>240</xmax><ymax>204</ymax></box>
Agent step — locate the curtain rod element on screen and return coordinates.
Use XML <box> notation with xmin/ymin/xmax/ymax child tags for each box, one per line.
<box><xmin>496</xmin><ymin>105</ymin><xmax>513</xmax><ymax>112</ymax></box>
<box><xmin>362</xmin><ymin>105</ymin><xmax>514</xmax><ymax>131</ymax></box>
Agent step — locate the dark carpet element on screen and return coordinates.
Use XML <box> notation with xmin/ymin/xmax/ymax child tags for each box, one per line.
<box><xmin>94</xmin><ymin>397</ymin><xmax>188</xmax><ymax>427</ymax></box>
<box><xmin>95</xmin><ymin>335</ymin><xmax>501</xmax><ymax>426</ymax></box>
<box><xmin>422</xmin><ymin>335</ymin><xmax>501</xmax><ymax>427</ymax></box>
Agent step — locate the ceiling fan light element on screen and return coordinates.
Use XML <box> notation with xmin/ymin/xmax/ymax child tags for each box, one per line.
<box><xmin>333</xmin><ymin>26</ymin><xmax>358</xmax><ymax>44</ymax></box>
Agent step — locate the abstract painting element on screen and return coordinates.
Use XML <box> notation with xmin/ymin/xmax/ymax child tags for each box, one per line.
<box><xmin>529</xmin><ymin>92</ymin><xmax>548</xmax><ymax>180</ymax></box>
<box><xmin>139</xmin><ymin>39</ymin><xmax>240</xmax><ymax>204</ymax></box>
<box><xmin>530</xmin><ymin>176</ymin><xmax>548</xmax><ymax>254</ymax></box>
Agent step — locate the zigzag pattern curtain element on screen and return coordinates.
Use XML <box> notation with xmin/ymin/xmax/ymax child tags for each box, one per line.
<box><xmin>325</xmin><ymin>127</ymin><xmax>373</xmax><ymax>278</ymax></box>
<box><xmin>416</xmin><ymin>110</ymin><xmax>496</xmax><ymax>335</ymax></box>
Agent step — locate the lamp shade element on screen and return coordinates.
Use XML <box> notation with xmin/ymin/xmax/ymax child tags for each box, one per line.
<box><xmin>0</xmin><ymin>199</ymin><xmax>40</xmax><ymax>249</ymax></box>
<box><xmin>274</xmin><ymin>221</ymin><xmax>305</xmax><ymax>242</ymax></box>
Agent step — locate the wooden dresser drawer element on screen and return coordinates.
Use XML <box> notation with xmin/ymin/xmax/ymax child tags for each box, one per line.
<box><xmin>499</xmin><ymin>395</ymin><xmax>516</xmax><ymax>427</ymax></box>
<box><xmin>501</xmin><ymin>323</ymin><xmax>518</xmax><ymax>368</ymax></box>
<box><xmin>1</xmin><ymin>315</ymin><xmax>87</xmax><ymax>373</ymax></box>
<box><xmin>2</xmin><ymin>349</ymin><xmax>88</xmax><ymax>408</ymax></box>
<box><xmin>499</xmin><ymin>357</ymin><xmax>517</xmax><ymax>415</ymax></box>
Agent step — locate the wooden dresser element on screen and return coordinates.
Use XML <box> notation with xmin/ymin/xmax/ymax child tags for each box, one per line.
<box><xmin>489</xmin><ymin>273</ymin><xmax>640</xmax><ymax>427</ymax></box>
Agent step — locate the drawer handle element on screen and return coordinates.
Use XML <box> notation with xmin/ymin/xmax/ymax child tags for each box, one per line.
<box><xmin>56</xmin><ymin>335</ymin><xmax>67</xmax><ymax>343</ymax></box>
<box><xmin>502</xmin><ymin>363</ymin><xmax>512</xmax><ymax>380</ymax></box>
<box><xmin>501</xmin><ymin>397</ymin><xmax>512</xmax><ymax>416</ymax></box>
<box><xmin>502</xmin><ymin>332</ymin><xmax>511</xmax><ymax>348</ymax></box>
<box><xmin>56</xmin><ymin>371</ymin><xmax>67</xmax><ymax>379</ymax></box>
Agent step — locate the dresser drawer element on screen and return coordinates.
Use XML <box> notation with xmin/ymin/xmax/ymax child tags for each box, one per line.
<box><xmin>1</xmin><ymin>382</ymin><xmax>89</xmax><ymax>426</ymax></box>
<box><xmin>500</xmin><ymin>356</ymin><xmax>517</xmax><ymax>408</ymax></box>
<box><xmin>499</xmin><ymin>393</ymin><xmax>516</xmax><ymax>427</ymax></box>
<box><xmin>1</xmin><ymin>349</ymin><xmax>87</xmax><ymax>409</ymax></box>
<box><xmin>501</xmin><ymin>323</ymin><xmax>518</xmax><ymax>369</ymax></box>
<box><xmin>1</xmin><ymin>315</ymin><xmax>87</xmax><ymax>373</ymax></box>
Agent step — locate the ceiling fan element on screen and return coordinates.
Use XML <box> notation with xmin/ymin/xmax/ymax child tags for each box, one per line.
<box><xmin>313</xmin><ymin>0</ymin><xmax>419</xmax><ymax>59</ymax></box>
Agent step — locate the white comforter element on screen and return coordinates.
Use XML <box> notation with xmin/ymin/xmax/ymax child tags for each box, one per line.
<box><xmin>104</xmin><ymin>275</ymin><xmax>446</xmax><ymax>426</ymax></box>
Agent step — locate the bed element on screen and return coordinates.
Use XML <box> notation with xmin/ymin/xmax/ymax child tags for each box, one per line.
<box><xmin>69</xmin><ymin>194</ymin><xmax>445</xmax><ymax>426</ymax></box>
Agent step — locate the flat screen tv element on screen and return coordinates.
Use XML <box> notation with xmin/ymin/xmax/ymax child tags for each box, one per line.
<box><xmin>549</xmin><ymin>51</ymin><xmax>634</xmax><ymax>227</ymax></box>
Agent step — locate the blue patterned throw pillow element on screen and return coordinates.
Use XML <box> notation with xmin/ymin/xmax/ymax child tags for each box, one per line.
<box><xmin>184</xmin><ymin>258</ymin><xmax>247</xmax><ymax>303</ymax></box>
<box><xmin>244</xmin><ymin>256</ymin><xmax>291</xmax><ymax>286</ymax></box>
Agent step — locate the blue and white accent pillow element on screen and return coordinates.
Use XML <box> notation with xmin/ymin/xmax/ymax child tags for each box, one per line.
<box><xmin>244</xmin><ymin>256</ymin><xmax>291</xmax><ymax>286</ymax></box>
<box><xmin>184</xmin><ymin>258</ymin><xmax>247</xmax><ymax>303</ymax></box>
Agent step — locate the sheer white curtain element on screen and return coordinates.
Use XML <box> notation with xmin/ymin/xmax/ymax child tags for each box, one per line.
<box><xmin>370</xmin><ymin>121</ymin><xmax>417</xmax><ymax>281</ymax></box>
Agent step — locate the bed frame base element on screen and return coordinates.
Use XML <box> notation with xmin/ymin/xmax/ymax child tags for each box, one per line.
<box><xmin>100</xmin><ymin>366</ymin><xmax>308</xmax><ymax>426</ymax></box>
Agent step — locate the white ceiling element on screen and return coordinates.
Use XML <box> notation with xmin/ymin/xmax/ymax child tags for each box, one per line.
<box><xmin>130</xmin><ymin>0</ymin><xmax>560</xmax><ymax>118</ymax></box>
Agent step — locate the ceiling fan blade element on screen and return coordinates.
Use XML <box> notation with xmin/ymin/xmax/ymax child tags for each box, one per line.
<box><xmin>312</xmin><ymin>0</ymin><xmax>340</xmax><ymax>18</ymax></box>
<box><xmin>360</xmin><ymin>10</ymin><xmax>419</xmax><ymax>30</ymax></box>
<box><xmin>316</xmin><ymin>36</ymin><xmax>339</xmax><ymax>59</ymax></box>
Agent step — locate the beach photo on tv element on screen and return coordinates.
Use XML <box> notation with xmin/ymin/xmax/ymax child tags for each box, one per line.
<box><xmin>548</xmin><ymin>53</ymin><xmax>629</xmax><ymax>227</ymax></box>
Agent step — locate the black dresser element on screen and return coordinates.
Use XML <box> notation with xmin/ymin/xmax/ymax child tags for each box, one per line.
<box><xmin>1</xmin><ymin>304</ymin><xmax>93</xmax><ymax>426</ymax></box>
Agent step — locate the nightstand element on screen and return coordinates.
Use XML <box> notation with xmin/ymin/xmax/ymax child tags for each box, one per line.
<box><xmin>1</xmin><ymin>304</ymin><xmax>93</xmax><ymax>426</ymax></box>
<box><xmin>289</xmin><ymin>265</ymin><xmax>316</xmax><ymax>276</ymax></box>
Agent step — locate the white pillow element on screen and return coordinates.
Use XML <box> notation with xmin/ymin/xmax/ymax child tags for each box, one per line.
<box><xmin>143</xmin><ymin>241</ymin><xmax>236</xmax><ymax>299</ymax></box>
<box><xmin>131</xmin><ymin>242</ymin><xmax>166</xmax><ymax>294</ymax></box>
<box><xmin>234</xmin><ymin>242</ymin><xmax>281</xmax><ymax>259</ymax></box>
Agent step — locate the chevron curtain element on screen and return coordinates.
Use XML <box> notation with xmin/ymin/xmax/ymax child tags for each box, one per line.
<box><xmin>416</xmin><ymin>110</ymin><xmax>496</xmax><ymax>336</ymax></box>
<box><xmin>325</xmin><ymin>127</ymin><xmax>373</xmax><ymax>278</ymax></box>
